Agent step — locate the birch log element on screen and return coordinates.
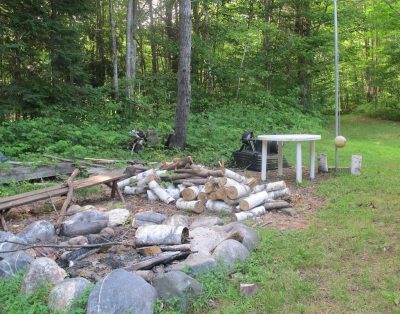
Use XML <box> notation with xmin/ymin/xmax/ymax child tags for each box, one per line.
<box><xmin>148</xmin><ymin>180</ymin><xmax>175</xmax><ymax>204</ymax></box>
<box><xmin>124</xmin><ymin>186</ymin><xmax>145</xmax><ymax>195</ymax></box>
<box><xmin>198</xmin><ymin>186</ymin><xmax>208</xmax><ymax>201</ymax></box>
<box><xmin>206</xmin><ymin>200</ymin><xmax>232</xmax><ymax>213</ymax></box>
<box><xmin>147</xmin><ymin>190</ymin><xmax>159</xmax><ymax>201</ymax></box>
<box><xmin>223</xmin><ymin>169</ymin><xmax>247</xmax><ymax>183</ymax></box>
<box><xmin>210</xmin><ymin>188</ymin><xmax>227</xmax><ymax>201</ymax></box>
<box><xmin>263</xmin><ymin>200</ymin><xmax>290</xmax><ymax>210</ymax></box>
<box><xmin>239</xmin><ymin>191</ymin><xmax>268</xmax><ymax>211</ymax></box>
<box><xmin>176</xmin><ymin>199</ymin><xmax>204</xmax><ymax>214</ymax></box>
<box><xmin>226</xmin><ymin>184</ymin><xmax>251</xmax><ymax>200</ymax></box>
<box><xmin>351</xmin><ymin>155</ymin><xmax>362</xmax><ymax>175</ymax></box>
<box><xmin>166</xmin><ymin>185</ymin><xmax>180</xmax><ymax>200</ymax></box>
<box><xmin>235</xmin><ymin>205</ymin><xmax>266</xmax><ymax>221</ymax></box>
<box><xmin>266</xmin><ymin>188</ymin><xmax>289</xmax><ymax>200</ymax></box>
<box><xmin>181</xmin><ymin>186</ymin><xmax>200</xmax><ymax>201</ymax></box>
<box><xmin>118</xmin><ymin>176</ymin><xmax>137</xmax><ymax>188</ymax></box>
<box><xmin>135</xmin><ymin>225</ymin><xmax>189</xmax><ymax>246</ymax></box>
<box><xmin>253</xmin><ymin>181</ymin><xmax>286</xmax><ymax>193</ymax></box>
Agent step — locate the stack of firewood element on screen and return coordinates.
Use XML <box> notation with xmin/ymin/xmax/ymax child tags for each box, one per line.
<box><xmin>118</xmin><ymin>156</ymin><xmax>293</xmax><ymax>221</ymax></box>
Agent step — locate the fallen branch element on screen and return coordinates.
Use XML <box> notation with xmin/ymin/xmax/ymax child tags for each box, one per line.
<box><xmin>125</xmin><ymin>251</ymin><xmax>191</xmax><ymax>271</ymax></box>
<box><xmin>0</xmin><ymin>240</ymin><xmax>136</xmax><ymax>254</ymax></box>
<box><xmin>56</xmin><ymin>168</ymin><xmax>80</xmax><ymax>227</ymax></box>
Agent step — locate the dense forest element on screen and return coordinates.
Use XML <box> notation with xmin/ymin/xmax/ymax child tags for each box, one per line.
<box><xmin>1</xmin><ymin>0</ymin><xmax>399</xmax><ymax>160</ymax></box>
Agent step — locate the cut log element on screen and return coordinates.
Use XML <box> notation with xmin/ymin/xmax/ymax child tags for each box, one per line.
<box><xmin>159</xmin><ymin>244</ymin><xmax>191</xmax><ymax>251</ymax></box>
<box><xmin>318</xmin><ymin>153</ymin><xmax>329</xmax><ymax>173</ymax></box>
<box><xmin>263</xmin><ymin>200</ymin><xmax>290</xmax><ymax>210</ymax></box>
<box><xmin>266</xmin><ymin>188</ymin><xmax>289</xmax><ymax>200</ymax></box>
<box><xmin>176</xmin><ymin>198</ymin><xmax>204</xmax><ymax>214</ymax></box>
<box><xmin>206</xmin><ymin>200</ymin><xmax>232</xmax><ymax>213</ymax></box>
<box><xmin>125</xmin><ymin>251</ymin><xmax>191</xmax><ymax>271</ymax></box>
<box><xmin>209</xmin><ymin>188</ymin><xmax>226</xmax><ymax>201</ymax></box>
<box><xmin>172</xmin><ymin>178</ymin><xmax>208</xmax><ymax>185</ymax></box>
<box><xmin>160</xmin><ymin>156</ymin><xmax>193</xmax><ymax>170</ymax></box>
<box><xmin>137</xmin><ymin>172</ymin><xmax>158</xmax><ymax>187</ymax></box>
<box><xmin>239</xmin><ymin>191</ymin><xmax>268</xmax><ymax>211</ymax></box>
<box><xmin>253</xmin><ymin>181</ymin><xmax>286</xmax><ymax>193</ymax></box>
<box><xmin>181</xmin><ymin>186</ymin><xmax>200</xmax><ymax>201</ymax></box>
<box><xmin>351</xmin><ymin>155</ymin><xmax>362</xmax><ymax>175</ymax></box>
<box><xmin>204</xmin><ymin>178</ymin><xmax>219</xmax><ymax>193</ymax></box>
<box><xmin>135</xmin><ymin>225</ymin><xmax>189</xmax><ymax>246</ymax></box>
<box><xmin>147</xmin><ymin>190</ymin><xmax>159</xmax><ymax>201</ymax></box>
<box><xmin>235</xmin><ymin>205</ymin><xmax>266</xmax><ymax>221</ymax></box>
<box><xmin>226</xmin><ymin>184</ymin><xmax>251</xmax><ymax>200</ymax></box>
<box><xmin>166</xmin><ymin>185</ymin><xmax>180</xmax><ymax>200</ymax></box>
<box><xmin>118</xmin><ymin>176</ymin><xmax>137</xmax><ymax>188</ymax></box>
<box><xmin>174</xmin><ymin>165</ymin><xmax>223</xmax><ymax>177</ymax></box>
<box><xmin>137</xmin><ymin>246</ymin><xmax>162</xmax><ymax>256</ymax></box>
<box><xmin>222</xmin><ymin>169</ymin><xmax>247</xmax><ymax>183</ymax></box>
<box><xmin>124</xmin><ymin>186</ymin><xmax>145</xmax><ymax>195</ymax></box>
<box><xmin>148</xmin><ymin>180</ymin><xmax>175</xmax><ymax>204</ymax></box>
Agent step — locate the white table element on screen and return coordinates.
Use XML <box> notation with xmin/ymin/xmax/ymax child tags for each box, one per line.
<box><xmin>257</xmin><ymin>134</ymin><xmax>321</xmax><ymax>183</ymax></box>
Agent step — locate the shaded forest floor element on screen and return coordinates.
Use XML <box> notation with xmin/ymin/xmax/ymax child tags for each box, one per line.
<box><xmin>189</xmin><ymin>115</ymin><xmax>399</xmax><ymax>313</ymax></box>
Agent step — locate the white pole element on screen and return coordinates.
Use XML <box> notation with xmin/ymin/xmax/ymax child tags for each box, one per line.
<box><xmin>334</xmin><ymin>0</ymin><xmax>340</xmax><ymax>170</ymax></box>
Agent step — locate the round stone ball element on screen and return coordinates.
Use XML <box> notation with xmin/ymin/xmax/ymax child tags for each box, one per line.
<box><xmin>335</xmin><ymin>136</ymin><xmax>347</xmax><ymax>148</ymax></box>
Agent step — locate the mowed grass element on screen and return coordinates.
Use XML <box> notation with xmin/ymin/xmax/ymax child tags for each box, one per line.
<box><xmin>194</xmin><ymin>115</ymin><xmax>400</xmax><ymax>313</ymax></box>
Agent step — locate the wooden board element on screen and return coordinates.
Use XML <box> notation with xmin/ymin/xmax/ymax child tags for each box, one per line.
<box><xmin>0</xmin><ymin>173</ymin><xmax>126</xmax><ymax>212</ymax></box>
<box><xmin>0</xmin><ymin>162</ymin><xmax>74</xmax><ymax>184</ymax></box>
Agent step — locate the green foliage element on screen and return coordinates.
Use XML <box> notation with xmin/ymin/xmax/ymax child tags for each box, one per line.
<box><xmin>0</xmin><ymin>273</ymin><xmax>50</xmax><ymax>314</ymax></box>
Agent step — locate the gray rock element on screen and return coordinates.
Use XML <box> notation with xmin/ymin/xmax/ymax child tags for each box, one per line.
<box><xmin>170</xmin><ymin>253</ymin><xmax>217</xmax><ymax>276</ymax></box>
<box><xmin>67</xmin><ymin>204</ymin><xmax>84</xmax><ymax>215</ymax></box>
<box><xmin>153</xmin><ymin>271</ymin><xmax>203</xmax><ymax>311</ymax></box>
<box><xmin>0</xmin><ymin>251</ymin><xmax>33</xmax><ymax>279</ymax></box>
<box><xmin>163</xmin><ymin>214</ymin><xmax>190</xmax><ymax>227</ymax></box>
<box><xmin>106</xmin><ymin>208</ymin><xmax>130</xmax><ymax>227</ymax></box>
<box><xmin>48</xmin><ymin>277</ymin><xmax>91</xmax><ymax>312</ymax></box>
<box><xmin>212</xmin><ymin>239</ymin><xmax>250</xmax><ymax>269</ymax></box>
<box><xmin>18</xmin><ymin>220</ymin><xmax>56</xmax><ymax>244</ymax></box>
<box><xmin>67</xmin><ymin>236</ymin><xmax>88</xmax><ymax>246</ymax></box>
<box><xmin>190</xmin><ymin>216</ymin><xmax>223</xmax><ymax>229</ymax></box>
<box><xmin>99</xmin><ymin>227</ymin><xmax>115</xmax><ymax>238</ymax></box>
<box><xmin>190</xmin><ymin>227</ymin><xmax>226</xmax><ymax>254</ymax></box>
<box><xmin>87</xmin><ymin>269</ymin><xmax>157</xmax><ymax>314</ymax></box>
<box><xmin>240</xmin><ymin>283</ymin><xmax>258</xmax><ymax>296</ymax></box>
<box><xmin>219</xmin><ymin>223</ymin><xmax>259</xmax><ymax>251</ymax></box>
<box><xmin>22</xmin><ymin>257</ymin><xmax>66</xmax><ymax>295</ymax></box>
<box><xmin>61</xmin><ymin>210</ymin><xmax>108</xmax><ymax>237</ymax></box>
<box><xmin>0</xmin><ymin>231</ymin><xmax>28</xmax><ymax>258</ymax></box>
<box><xmin>133</xmin><ymin>211</ymin><xmax>167</xmax><ymax>227</ymax></box>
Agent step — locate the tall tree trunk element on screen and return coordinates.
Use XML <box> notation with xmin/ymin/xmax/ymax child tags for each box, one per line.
<box><xmin>169</xmin><ymin>0</ymin><xmax>192</xmax><ymax>149</ymax></box>
<box><xmin>262</xmin><ymin>0</ymin><xmax>274</xmax><ymax>91</ymax></box>
<box><xmin>109</xmin><ymin>0</ymin><xmax>119</xmax><ymax>100</ymax></box>
<box><xmin>166</xmin><ymin>0</ymin><xmax>178</xmax><ymax>72</ymax></box>
<box><xmin>126</xmin><ymin>0</ymin><xmax>138</xmax><ymax>98</ymax></box>
<box><xmin>148</xmin><ymin>0</ymin><xmax>158</xmax><ymax>74</ymax></box>
<box><xmin>95</xmin><ymin>0</ymin><xmax>106</xmax><ymax>87</ymax></box>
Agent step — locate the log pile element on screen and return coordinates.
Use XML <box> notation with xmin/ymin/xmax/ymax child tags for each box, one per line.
<box><xmin>119</xmin><ymin>156</ymin><xmax>294</xmax><ymax>220</ymax></box>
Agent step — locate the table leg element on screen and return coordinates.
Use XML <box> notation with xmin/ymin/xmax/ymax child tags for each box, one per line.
<box><xmin>278</xmin><ymin>141</ymin><xmax>283</xmax><ymax>176</ymax></box>
<box><xmin>296</xmin><ymin>142</ymin><xmax>302</xmax><ymax>183</ymax></box>
<box><xmin>261</xmin><ymin>140</ymin><xmax>268</xmax><ymax>181</ymax></box>
<box><xmin>310</xmin><ymin>141</ymin><xmax>315</xmax><ymax>179</ymax></box>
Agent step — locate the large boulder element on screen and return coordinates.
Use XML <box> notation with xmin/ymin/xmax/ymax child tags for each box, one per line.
<box><xmin>190</xmin><ymin>216</ymin><xmax>223</xmax><ymax>229</ymax></box>
<box><xmin>86</xmin><ymin>269</ymin><xmax>157</xmax><ymax>314</ymax></box>
<box><xmin>48</xmin><ymin>277</ymin><xmax>91</xmax><ymax>312</ymax></box>
<box><xmin>18</xmin><ymin>220</ymin><xmax>56</xmax><ymax>244</ymax></box>
<box><xmin>0</xmin><ymin>251</ymin><xmax>33</xmax><ymax>279</ymax></box>
<box><xmin>0</xmin><ymin>231</ymin><xmax>28</xmax><ymax>258</ymax></box>
<box><xmin>152</xmin><ymin>271</ymin><xmax>203</xmax><ymax>311</ymax></box>
<box><xmin>132</xmin><ymin>211</ymin><xmax>167</xmax><ymax>227</ymax></box>
<box><xmin>190</xmin><ymin>227</ymin><xmax>226</xmax><ymax>254</ymax></box>
<box><xmin>170</xmin><ymin>253</ymin><xmax>217</xmax><ymax>276</ymax></box>
<box><xmin>220</xmin><ymin>223</ymin><xmax>259</xmax><ymax>251</ymax></box>
<box><xmin>60</xmin><ymin>210</ymin><xmax>108</xmax><ymax>237</ymax></box>
<box><xmin>106</xmin><ymin>208</ymin><xmax>130</xmax><ymax>227</ymax></box>
<box><xmin>212</xmin><ymin>239</ymin><xmax>250</xmax><ymax>269</ymax></box>
<box><xmin>21</xmin><ymin>257</ymin><xmax>66</xmax><ymax>295</ymax></box>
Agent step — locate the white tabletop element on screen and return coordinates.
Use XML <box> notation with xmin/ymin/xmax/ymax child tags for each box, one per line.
<box><xmin>257</xmin><ymin>134</ymin><xmax>321</xmax><ymax>141</ymax></box>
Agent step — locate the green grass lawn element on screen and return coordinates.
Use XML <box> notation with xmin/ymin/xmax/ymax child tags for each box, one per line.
<box><xmin>193</xmin><ymin>115</ymin><xmax>400</xmax><ymax>313</ymax></box>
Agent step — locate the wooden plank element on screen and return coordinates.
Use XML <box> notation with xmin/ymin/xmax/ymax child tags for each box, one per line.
<box><xmin>0</xmin><ymin>162</ymin><xmax>74</xmax><ymax>184</ymax></box>
<box><xmin>0</xmin><ymin>173</ymin><xmax>126</xmax><ymax>212</ymax></box>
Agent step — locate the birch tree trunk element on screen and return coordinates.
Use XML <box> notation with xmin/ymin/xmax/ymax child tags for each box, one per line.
<box><xmin>126</xmin><ymin>0</ymin><xmax>138</xmax><ymax>98</ymax></box>
<box><xmin>168</xmin><ymin>0</ymin><xmax>192</xmax><ymax>149</ymax></box>
<box><xmin>109</xmin><ymin>0</ymin><xmax>119</xmax><ymax>99</ymax></box>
